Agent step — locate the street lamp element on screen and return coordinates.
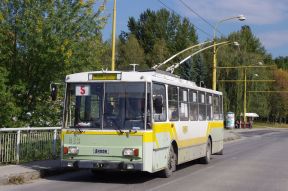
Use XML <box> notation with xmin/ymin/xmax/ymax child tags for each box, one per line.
<box><xmin>212</xmin><ymin>15</ymin><xmax>246</xmax><ymax>90</ymax></box>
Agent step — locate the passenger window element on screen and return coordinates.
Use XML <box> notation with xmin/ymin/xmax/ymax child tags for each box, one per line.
<box><xmin>213</xmin><ymin>95</ymin><xmax>220</xmax><ymax>120</ymax></box>
<box><xmin>198</xmin><ymin>92</ymin><xmax>206</xmax><ymax>121</ymax></box>
<box><xmin>206</xmin><ymin>93</ymin><xmax>212</xmax><ymax>120</ymax></box>
<box><xmin>168</xmin><ymin>86</ymin><xmax>179</xmax><ymax>121</ymax></box>
<box><xmin>179</xmin><ymin>88</ymin><xmax>189</xmax><ymax>121</ymax></box>
<box><xmin>189</xmin><ymin>90</ymin><xmax>198</xmax><ymax>121</ymax></box>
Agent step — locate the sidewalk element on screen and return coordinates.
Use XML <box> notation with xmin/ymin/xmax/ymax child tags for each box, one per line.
<box><xmin>0</xmin><ymin>128</ymin><xmax>250</xmax><ymax>185</ymax></box>
<box><xmin>0</xmin><ymin>160</ymin><xmax>63</xmax><ymax>185</ymax></box>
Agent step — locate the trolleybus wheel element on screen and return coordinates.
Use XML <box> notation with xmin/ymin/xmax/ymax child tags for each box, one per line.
<box><xmin>160</xmin><ymin>146</ymin><xmax>177</xmax><ymax>178</ymax></box>
<box><xmin>200</xmin><ymin>139</ymin><xmax>211</xmax><ymax>164</ymax></box>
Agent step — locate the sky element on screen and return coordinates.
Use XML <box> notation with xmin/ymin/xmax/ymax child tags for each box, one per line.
<box><xmin>102</xmin><ymin>0</ymin><xmax>288</xmax><ymax>58</ymax></box>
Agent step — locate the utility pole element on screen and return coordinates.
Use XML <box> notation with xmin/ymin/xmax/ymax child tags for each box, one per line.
<box><xmin>218</xmin><ymin>65</ymin><xmax>275</xmax><ymax>126</ymax></box>
<box><xmin>111</xmin><ymin>0</ymin><xmax>116</xmax><ymax>71</ymax></box>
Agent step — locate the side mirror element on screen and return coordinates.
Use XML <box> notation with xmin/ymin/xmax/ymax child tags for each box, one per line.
<box><xmin>153</xmin><ymin>96</ymin><xmax>163</xmax><ymax>114</ymax></box>
<box><xmin>50</xmin><ymin>83</ymin><xmax>58</xmax><ymax>101</ymax></box>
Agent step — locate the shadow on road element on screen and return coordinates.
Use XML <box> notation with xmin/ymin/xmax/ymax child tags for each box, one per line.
<box><xmin>44</xmin><ymin>160</ymin><xmax>203</xmax><ymax>184</ymax></box>
<box><xmin>45</xmin><ymin>170</ymin><xmax>158</xmax><ymax>184</ymax></box>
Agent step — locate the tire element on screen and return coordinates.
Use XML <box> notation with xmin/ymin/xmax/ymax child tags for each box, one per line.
<box><xmin>160</xmin><ymin>146</ymin><xmax>177</xmax><ymax>178</ymax></box>
<box><xmin>200</xmin><ymin>139</ymin><xmax>212</xmax><ymax>164</ymax></box>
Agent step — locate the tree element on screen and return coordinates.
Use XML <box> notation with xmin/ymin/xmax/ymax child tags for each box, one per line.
<box><xmin>122</xmin><ymin>9</ymin><xmax>198</xmax><ymax>68</ymax></box>
<box><xmin>0</xmin><ymin>67</ymin><xmax>21</xmax><ymax>127</ymax></box>
<box><xmin>0</xmin><ymin>0</ymin><xmax>108</xmax><ymax>127</ymax></box>
<box><xmin>270</xmin><ymin>69</ymin><xmax>288</xmax><ymax>123</ymax></box>
<box><xmin>216</xmin><ymin>26</ymin><xmax>273</xmax><ymax>119</ymax></box>
<box><xmin>274</xmin><ymin>56</ymin><xmax>288</xmax><ymax>70</ymax></box>
<box><xmin>117</xmin><ymin>34</ymin><xmax>145</xmax><ymax>70</ymax></box>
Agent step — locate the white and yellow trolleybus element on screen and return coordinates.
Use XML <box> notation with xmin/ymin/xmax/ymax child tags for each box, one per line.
<box><xmin>61</xmin><ymin>69</ymin><xmax>224</xmax><ymax>177</ymax></box>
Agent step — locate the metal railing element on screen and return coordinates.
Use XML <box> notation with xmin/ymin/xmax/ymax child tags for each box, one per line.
<box><xmin>0</xmin><ymin>127</ymin><xmax>61</xmax><ymax>164</ymax></box>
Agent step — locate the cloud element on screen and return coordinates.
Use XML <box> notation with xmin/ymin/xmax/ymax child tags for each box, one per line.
<box><xmin>176</xmin><ymin>0</ymin><xmax>288</xmax><ymax>25</ymax></box>
<box><xmin>258</xmin><ymin>30</ymin><xmax>288</xmax><ymax>49</ymax></box>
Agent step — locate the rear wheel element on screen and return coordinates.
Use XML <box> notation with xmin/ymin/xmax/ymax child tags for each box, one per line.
<box><xmin>200</xmin><ymin>139</ymin><xmax>212</xmax><ymax>164</ymax></box>
<box><xmin>160</xmin><ymin>146</ymin><xmax>177</xmax><ymax>178</ymax></box>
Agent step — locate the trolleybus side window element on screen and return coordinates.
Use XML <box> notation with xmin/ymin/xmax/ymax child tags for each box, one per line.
<box><xmin>219</xmin><ymin>95</ymin><xmax>223</xmax><ymax>119</ymax></box>
<box><xmin>152</xmin><ymin>83</ymin><xmax>167</xmax><ymax>122</ymax></box>
<box><xmin>179</xmin><ymin>88</ymin><xmax>189</xmax><ymax>121</ymax></box>
<box><xmin>168</xmin><ymin>85</ymin><xmax>179</xmax><ymax>121</ymax></box>
<box><xmin>206</xmin><ymin>93</ymin><xmax>212</xmax><ymax>120</ymax></box>
<box><xmin>198</xmin><ymin>91</ymin><xmax>206</xmax><ymax>121</ymax></box>
<box><xmin>213</xmin><ymin>94</ymin><xmax>220</xmax><ymax>120</ymax></box>
<box><xmin>189</xmin><ymin>90</ymin><xmax>198</xmax><ymax>121</ymax></box>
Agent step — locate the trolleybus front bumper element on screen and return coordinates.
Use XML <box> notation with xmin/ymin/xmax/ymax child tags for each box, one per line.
<box><xmin>62</xmin><ymin>160</ymin><xmax>143</xmax><ymax>171</ymax></box>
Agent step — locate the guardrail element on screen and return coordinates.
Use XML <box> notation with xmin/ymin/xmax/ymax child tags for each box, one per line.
<box><xmin>0</xmin><ymin>127</ymin><xmax>61</xmax><ymax>164</ymax></box>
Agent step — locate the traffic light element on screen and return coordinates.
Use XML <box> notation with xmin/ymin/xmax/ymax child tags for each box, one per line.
<box><xmin>50</xmin><ymin>83</ymin><xmax>58</xmax><ymax>101</ymax></box>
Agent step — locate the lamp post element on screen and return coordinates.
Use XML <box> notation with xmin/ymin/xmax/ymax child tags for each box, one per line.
<box><xmin>111</xmin><ymin>0</ymin><xmax>116</xmax><ymax>71</ymax></box>
<box><xmin>212</xmin><ymin>15</ymin><xmax>246</xmax><ymax>90</ymax></box>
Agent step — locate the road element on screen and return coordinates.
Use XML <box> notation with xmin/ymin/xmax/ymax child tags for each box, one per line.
<box><xmin>2</xmin><ymin>129</ymin><xmax>288</xmax><ymax>191</ymax></box>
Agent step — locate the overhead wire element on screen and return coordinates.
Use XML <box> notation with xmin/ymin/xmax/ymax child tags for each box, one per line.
<box><xmin>157</xmin><ymin>0</ymin><xmax>213</xmax><ymax>39</ymax></box>
<box><xmin>178</xmin><ymin>0</ymin><xmax>225</xmax><ymax>36</ymax></box>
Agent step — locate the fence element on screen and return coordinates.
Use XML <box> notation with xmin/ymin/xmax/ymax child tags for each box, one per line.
<box><xmin>0</xmin><ymin>127</ymin><xmax>61</xmax><ymax>164</ymax></box>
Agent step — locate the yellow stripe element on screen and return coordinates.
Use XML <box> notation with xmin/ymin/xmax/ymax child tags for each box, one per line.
<box><xmin>208</xmin><ymin>121</ymin><xmax>224</xmax><ymax>128</ymax></box>
<box><xmin>177</xmin><ymin>137</ymin><xmax>207</xmax><ymax>147</ymax></box>
<box><xmin>61</xmin><ymin>129</ymin><xmax>154</xmax><ymax>143</ymax></box>
<box><xmin>61</xmin><ymin>120</ymin><xmax>223</xmax><ymax>147</ymax></box>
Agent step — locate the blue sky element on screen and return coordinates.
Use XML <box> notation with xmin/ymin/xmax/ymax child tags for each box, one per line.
<box><xmin>102</xmin><ymin>0</ymin><xmax>288</xmax><ymax>58</ymax></box>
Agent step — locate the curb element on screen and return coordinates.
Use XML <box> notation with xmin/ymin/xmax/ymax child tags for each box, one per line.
<box><xmin>0</xmin><ymin>168</ymin><xmax>65</xmax><ymax>185</ymax></box>
<box><xmin>224</xmin><ymin>131</ymin><xmax>242</xmax><ymax>142</ymax></box>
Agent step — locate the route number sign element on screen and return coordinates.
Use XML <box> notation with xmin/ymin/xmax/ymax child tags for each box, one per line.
<box><xmin>76</xmin><ymin>85</ymin><xmax>90</xmax><ymax>96</ymax></box>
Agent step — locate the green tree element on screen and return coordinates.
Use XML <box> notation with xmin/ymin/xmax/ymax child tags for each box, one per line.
<box><xmin>269</xmin><ymin>69</ymin><xmax>288</xmax><ymax>123</ymax></box>
<box><xmin>274</xmin><ymin>56</ymin><xmax>288</xmax><ymax>70</ymax></box>
<box><xmin>122</xmin><ymin>9</ymin><xmax>198</xmax><ymax>68</ymax></box>
<box><xmin>0</xmin><ymin>0</ymin><xmax>108</xmax><ymax>127</ymax></box>
<box><xmin>0</xmin><ymin>67</ymin><xmax>21</xmax><ymax>127</ymax></box>
<box><xmin>117</xmin><ymin>34</ymin><xmax>145</xmax><ymax>70</ymax></box>
<box><xmin>217</xmin><ymin>26</ymin><xmax>273</xmax><ymax>119</ymax></box>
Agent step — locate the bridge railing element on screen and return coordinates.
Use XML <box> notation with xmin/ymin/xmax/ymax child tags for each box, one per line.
<box><xmin>0</xmin><ymin>127</ymin><xmax>61</xmax><ymax>164</ymax></box>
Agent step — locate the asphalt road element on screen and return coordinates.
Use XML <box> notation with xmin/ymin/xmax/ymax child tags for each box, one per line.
<box><xmin>2</xmin><ymin>129</ymin><xmax>288</xmax><ymax>191</ymax></box>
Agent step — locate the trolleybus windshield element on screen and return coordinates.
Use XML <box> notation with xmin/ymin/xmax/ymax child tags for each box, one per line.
<box><xmin>66</xmin><ymin>82</ymin><xmax>150</xmax><ymax>131</ymax></box>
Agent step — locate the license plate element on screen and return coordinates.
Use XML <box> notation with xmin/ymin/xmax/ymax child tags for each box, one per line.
<box><xmin>94</xmin><ymin>148</ymin><xmax>109</xmax><ymax>155</ymax></box>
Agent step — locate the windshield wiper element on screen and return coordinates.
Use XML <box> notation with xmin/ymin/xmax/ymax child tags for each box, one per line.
<box><xmin>75</xmin><ymin>122</ymin><xmax>91</xmax><ymax>133</ymax></box>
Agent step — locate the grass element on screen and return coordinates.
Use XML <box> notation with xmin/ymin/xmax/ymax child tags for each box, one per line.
<box><xmin>253</xmin><ymin>121</ymin><xmax>288</xmax><ymax>128</ymax></box>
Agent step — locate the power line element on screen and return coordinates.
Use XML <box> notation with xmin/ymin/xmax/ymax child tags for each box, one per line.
<box><xmin>157</xmin><ymin>0</ymin><xmax>213</xmax><ymax>39</ymax></box>
<box><xmin>178</xmin><ymin>0</ymin><xmax>224</xmax><ymax>36</ymax></box>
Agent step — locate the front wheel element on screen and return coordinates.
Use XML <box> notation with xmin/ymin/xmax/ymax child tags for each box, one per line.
<box><xmin>160</xmin><ymin>146</ymin><xmax>177</xmax><ymax>178</ymax></box>
<box><xmin>200</xmin><ymin>139</ymin><xmax>212</xmax><ymax>164</ymax></box>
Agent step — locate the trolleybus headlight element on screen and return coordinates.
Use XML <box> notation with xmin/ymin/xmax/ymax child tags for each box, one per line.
<box><xmin>123</xmin><ymin>148</ymin><xmax>139</xmax><ymax>157</ymax></box>
<box><xmin>69</xmin><ymin>146</ymin><xmax>79</xmax><ymax>155</ymax></box>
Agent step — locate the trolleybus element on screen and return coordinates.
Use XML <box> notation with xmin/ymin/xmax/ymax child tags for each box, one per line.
<box><xmin>60</xmin><ymin>69</ymin><xmax>224</xmax><ymax>177</ymax></box>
